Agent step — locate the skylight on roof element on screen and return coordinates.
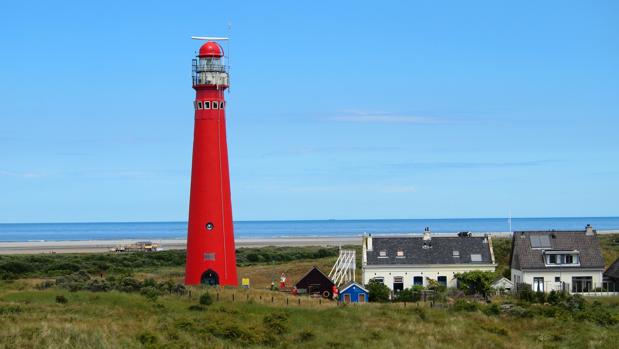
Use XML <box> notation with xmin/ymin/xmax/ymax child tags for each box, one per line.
<box><xmin>471</xmin><ymin>254</ymin><xmax>482</xmax><ymax>262</ymax></box>
<box><xmin>530</xmin><ymin>235</ymin><xmax>551</xmax><ymax>248</ymax></box>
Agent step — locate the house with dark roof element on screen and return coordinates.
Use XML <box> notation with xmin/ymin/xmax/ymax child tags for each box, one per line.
<box><xmin>604</xmin><ymin>257</ymin><xmax>619</xmax><ymax>290</ymax></box>
<box><xmin>510</xmin><ymin>225</ymin><xmax>605</xmax><ymax>293</ymax></box>
<box><xmin>362</xmin><ymin>228</ymin><xmax>497</xmax><ymax>291</ymax></box>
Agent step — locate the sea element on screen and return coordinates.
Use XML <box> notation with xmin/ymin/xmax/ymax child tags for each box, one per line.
<box><xmin>0</xmin><ymin>217</ymin><xmax>618</xmax><ymax>242</ymax></box>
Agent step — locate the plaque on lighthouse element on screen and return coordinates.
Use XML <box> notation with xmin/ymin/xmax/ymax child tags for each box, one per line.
<box><xmin>184</xmin><ymin>38</ymin><xmax>238</xmax><ymax>286</ymax></box>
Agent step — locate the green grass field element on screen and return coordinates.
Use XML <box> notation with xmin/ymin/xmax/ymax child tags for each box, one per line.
<box><xmin>0</xmin><ymin>239</ymin><xmax>618</xmax><ymax>349</ymax></box>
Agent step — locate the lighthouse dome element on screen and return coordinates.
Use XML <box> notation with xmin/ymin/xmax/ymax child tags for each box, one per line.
<box><xmin>199</xmin><ymin>42</ymin><xmax>223</xmax><ymax>57</ymax></box>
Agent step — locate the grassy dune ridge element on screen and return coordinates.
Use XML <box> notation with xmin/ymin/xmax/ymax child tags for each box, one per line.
<box><xmin>0</xmin><ymin>237</ymin><xmax>618</xmax><ymax>348</ymax></box>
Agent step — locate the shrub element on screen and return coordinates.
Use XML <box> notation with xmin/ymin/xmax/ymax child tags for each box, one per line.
<box><xmin>483</xmin><ymin>303</ymin><xmax>501</xmax><ymax>316</ymax></box>
<box><xmin>395</xmin><ymin>287</ymin><xmax>421</xmax><ymax>302</ymax></box>
<box><xmin>296</xmin><ymin>330</ymin><xmax>315</xmax><ymax>343</ymax></box>
<box><xmin>263</xmin><ymin>312</ymin><xmax>289</xmax><ymax>335</ymax></box>
<box><xmin>534</xmin><ymin>291</ymin><xmax>547</xmax><ymax>304</ymax></box>
<box><xmin>55</xmin><ymin>295</ymin><xmax>68</xmax><ymax>304</ymax></box>
<box><xmin>507</xmin><ymin>305</ymin><xmax>533</xmax><ymax>318</ymax></box>
<box><xmin>199</xmin><ymin>293</ymin><xmax>214</xmax><ymax>306</ymax></box>
<box><xmin>455</xmin><ymin>270</ymin><xmax>496</xmax><ymax>298</ymax></box>
<box><xmin>86</xmin><ymin>279</ymin><xmax>111</xmax><ymax>292</ymax></box>
<box><xmin>140</xmin><ymin>286</ymin><xmax>161</xmax><ymax>301</ymax></box>
<box><xmin>516</xmin><ymin>284</ymin><xmax>535</xmax><ymax>302</ymax></box>
<box><xmin>453</xmin><ymin>299</ymin><xmax>480</xmax><ymax>312</ymax></box>
<box><xmin>366</xmin><ymin>280</ymin><xmax>390</xmax><ymax>302</ymax></box>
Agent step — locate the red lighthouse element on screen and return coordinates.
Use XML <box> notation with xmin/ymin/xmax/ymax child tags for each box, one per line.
<box><xmin>185</xmin><ymin>38</ymin><xmax>237</xmax><ymax>286</ymax></box>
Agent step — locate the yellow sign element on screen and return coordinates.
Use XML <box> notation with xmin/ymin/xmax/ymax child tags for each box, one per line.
<box><xmin>241</xmin><ymin>278</ymin><xmax>250</xmax><ymax>287</ymax></box>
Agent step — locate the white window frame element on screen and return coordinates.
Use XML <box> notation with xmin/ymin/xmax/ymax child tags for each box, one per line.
<box><xmin>197</xmin><ymin>101</ymin><xmax>203</xmax><ymax>110</ymax></box>
<box><xmin>212</xmin><ymin>101</ymin><xmax>219</xmax><ymax>109</ymax></box>
<box><xmin>378</xmin><ymin>250</ymin><xmax>388</xmax><ymax>258</ymax></box>
<box><xmin>204</xmin><ymin>101</ymin><xmax>211</xmax><ymax>109</ymax></box>
<box><xmin>396</xmin><ymin>249</ymin><xmax>404</xmax><ymax>258</ymax></box>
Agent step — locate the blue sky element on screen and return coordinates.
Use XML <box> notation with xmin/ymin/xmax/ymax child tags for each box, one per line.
<box><xmin>0</xmin><ymin>1</ymin><xmax>617</xmax><ymax>223</ymax></box>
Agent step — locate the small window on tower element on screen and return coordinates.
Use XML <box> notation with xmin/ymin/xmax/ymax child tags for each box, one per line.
<box><xmin>220</xmin><ymin>101</ymin><xmax>225</xmax><ymax>109</ymax></box>
<box><xmin>203</xmin><ymin>101</ymin><xmax>211</xmax><ymax>109</ymax></box>
<box><xmin>212</xmin><ymin>101</ymin><xmax>219</xmax><ymax>109</ymax></box>
<box><xmin>197</xmin><ymin>101</ymin><xmax>203</xmax><ymax>110</ymax></box>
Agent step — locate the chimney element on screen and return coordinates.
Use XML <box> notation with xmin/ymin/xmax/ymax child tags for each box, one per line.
<box><xmin>366</xmin><ymin>233</ymin><xmax>373</xmax><ymax>251</ymax></box>
<box><xmin>585</xmin><ymin>224</ymin><xmax>595</xmax><ymax>236</ymax></box>
<box><xmin>423</xmin><ymin>227</ymin><xmax>431</xmax><ymax>241</ymax></box>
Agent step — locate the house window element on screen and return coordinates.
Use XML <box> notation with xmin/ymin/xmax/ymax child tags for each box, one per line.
<box><xmin>413</xmin><ymin>276</ymin><xmax>423</xmax><ymax>286</ymax></box>
<box><xmin>212</xmin><ymin>101</ymin><xmax>219</xmax><ymax>109</ymax></box>
<box><xmin>452</xmin><ymin>250</ymin><xmax>460</xmax><ymax>258</ymax></box>
<box><xmin>396</xmin><ymin>249</ymin><xmax>404</xmax><ymax>258</ymax></box>
<box><xmin>533</xmin><ymin>277</ymin><xmax>544</xmax><ymax>292</ymax></box>
<box><xmin>565</xmin><ymin>255</ymin><xmax>573</xmax><ymax>264</ymax></box>
<box><xmin>393</xmin><ymin>276</ymin><xmax>404</xmax><ymax>292</ymax></box>
<box><xmin>572</xmin><ymin>276</ymin><xmax>592</xmax><ymax>293</ymax></box>
<box><xmin>549</xmin><ymin>254</ymin><xmax>557</xmax><ymax>264</ymax></box>
<box><xmin>204</xmin><ymin>101</ymin><xmax>211</xmax><ymax>109</ymax></box>
<box><xmin>197</xmin><ymin>101</ymin><xmax>203</xmax><ymax>109</ymax></box>
<box><xmin>378</xmin><ymin>250</ymin><xmax>387</xmax><ymax>258</ymax></box>
<box><xmin>555</xmin><ymin>276</ymin><xmax>561</xmax><ymax>283</ymax></box>
<box><xmin>470</xmin><ymin>254</ymin><xmax>482</xmax><ymax>262</ymax></box>
<box><xmin>437</xmin><ymin>276</ymin><xmax>447</xmax><ymax>287</ymax></box>
<box><xmin>359</xmin><ymin>293</ymin><xmax>366</xmax><ymax>303</ymax></box>
<box><xmin>371</xmin><ymin>277</ymin><xmax>384</xmax><ymax>284</ymax></box>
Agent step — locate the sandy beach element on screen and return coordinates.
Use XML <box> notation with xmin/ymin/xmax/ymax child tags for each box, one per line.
<box><xmin>1</xmin><ymin>231</ymin><xmax>616</xmax><ymax>255</ymax></box>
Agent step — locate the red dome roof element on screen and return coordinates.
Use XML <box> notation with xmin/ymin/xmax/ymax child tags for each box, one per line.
<box><xmin>198</xmin><ymin>42</ymin><xmax>223</xmax><ymax>57</ymax></box>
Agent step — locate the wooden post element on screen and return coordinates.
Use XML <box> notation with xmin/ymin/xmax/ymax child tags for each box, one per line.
<box><xmin>297</xmin><ymin>298</ymin><xmax>301</xmax><ymax>306</ymax></box>
<box><xmin>286</xmin><ymin>298</ymin><xmax>289</xmax><ymax>306</ymax></box>
<box><xmin>216</xmin><ymin>293</ymin><xmax>219</xmax><ymax>301</ymax></box>
<box><xmin>232</xmin><ymin>293</ymin><xmax>235</xmax><ymax>302</ymax></box>
<box><xmin>246</xmin><ymin>294</ymin><xmax>249</xmax><ymax>301</ymax></box>
<box><xmin>319</xmin><ymin>299</ymin><xmax>322</xmax><ymax>305</ymax></box>
<box><xmin>271</xmin><ymin>296</ymin><xmax>274</xmax><ymax>303</ymax></box>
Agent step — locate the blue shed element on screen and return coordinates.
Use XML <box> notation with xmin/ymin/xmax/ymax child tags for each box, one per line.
<box><xmin>339</xmin><ymin>281</ymin><xmax>369</xmax><ymax>303</ymax></box>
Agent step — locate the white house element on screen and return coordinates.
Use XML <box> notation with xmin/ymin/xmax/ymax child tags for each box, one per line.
<box><xmin>510</xmin><ymin>225</ymin><xmax>605</xmax><ymax>293</ymax></box>
<box><xmin>362</xmin><ymin>228</ymin><xmax>497</xmax><ymax>291</ymax></box>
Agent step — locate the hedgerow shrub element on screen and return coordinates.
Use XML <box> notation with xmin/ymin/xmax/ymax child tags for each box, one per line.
<box><xmin>199</xmin><ymin>293</ymin><xmax>213</xmax><ymax>306</ymax></box>
<box><xmin>366</xmin><ymin>280</ymin><xmax>390</xmax><ymax>302</ymax></box>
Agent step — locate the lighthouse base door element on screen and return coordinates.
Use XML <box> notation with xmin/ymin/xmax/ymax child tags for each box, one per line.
<box><xmin>201</xmin><ymin>270</ymin><xmax>219</xmax><ymax>286</ymax></box>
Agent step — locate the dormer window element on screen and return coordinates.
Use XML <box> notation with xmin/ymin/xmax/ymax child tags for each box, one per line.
<box><xmin>396</xmin><ymin>249</ymin><xmax>404</xmax><ymax>258</ymax></box>
<box><xmin>452</xmin><ymin>250</ymin><xmax>460</xmax><ymax>258</ymax></box>
<box><xmin>378</xmin><ymin>250</ymin><xmax>387</xmax><ymax>258</ymax></box>
<box><xmin>544</xmin><ymin>250</ymin><xmax>579</xmax><ymax>266</ymax></box>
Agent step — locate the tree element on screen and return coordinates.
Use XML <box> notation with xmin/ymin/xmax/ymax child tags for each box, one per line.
<box><xmin>366</xmin><ymin>280</ymin><xmax>390</xmax><ymax>302</ymax></box>
<box><xmin>455</xmin><ymin>270</ymin><xmax>496</xmax><ymax>299</ymax></box>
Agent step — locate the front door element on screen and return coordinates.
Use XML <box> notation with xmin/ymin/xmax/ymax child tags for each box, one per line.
<box><xmin>344</xmin><ymin>294</ymin><xmax>351</xmax><ymax>303</ymax></box>
<box><xmin>201</xmin><ymin>269</ymin><xmax>219</xmax><ymax>286</ymax></box>
<box><xmin>359</xmin><ymin>293</ymin><xmax>366</xmax><ymax>303</ymax></box>
<box><xmin>533</xmin><ymin>277</ymin><xmax>544</xmax><ymax>292</ymax></box>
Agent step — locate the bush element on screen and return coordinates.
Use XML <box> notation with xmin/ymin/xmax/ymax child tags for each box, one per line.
<box><xmin>455</xmin><ymin>270</ymin><xmax>496</xmax><ymax>298</ymax></box>
<box><xmin>263</xmin><ymin>312</ymin><xmax>289</xmax><ymax>335</ymax></box>
<box><xmin>395</xmin><ymin>287</ymin><xmax>421</xmax><ymax>302</ymax></box>
<box><xmin>366</xmin><ymin>280</ymin><xmax>390</xmax><ymax>302</ymax></box>
<box><xmin>483</xmin><ymin>303</ymin><xmax>501</xmax><ymax>316</ymax></box>
<box><xmin>140</xmin><ymin>286</ymin><xmax>161</xmax><ymax>301</ymax></box>
<box><xmin>55</xmin><ymin>295</ymin><xmax>68</xmax><ymax>304</ymax></box>
<box><xmin>199</xmin><ymin>293</ymin><xmax>214</xmax><ymax>306</ymax></box>
<box><xmin>516</xmin><ymin>284</ymin><xmax>535</xmax><ymax>302</ymax></box>
<box><xmin>453</xmin><ymin>299</ymin><xmax>480</xmax><ymax>312</ymax></box>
